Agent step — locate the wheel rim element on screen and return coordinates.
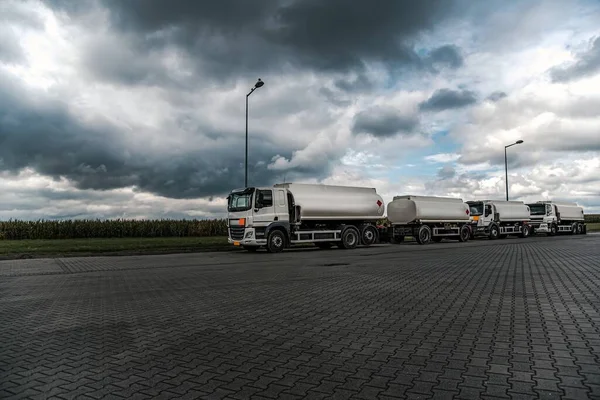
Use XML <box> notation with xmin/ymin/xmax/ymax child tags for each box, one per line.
<box><xmin>272</xmin><ymin>235</ymin><xmax>283</xmax><ymax>248</ymax></box>
<box><xmin>347</xmin><ymin>231</ymin><xmax>357</xmax><ymax>246</ymax></box>
<box><xmin>492</xmin><ymin>227</ymin><xmax>497</xmax><ymax>237</ymax></box>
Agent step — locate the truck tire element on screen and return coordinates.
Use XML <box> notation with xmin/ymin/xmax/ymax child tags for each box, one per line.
<box><xmin>458</xmin><ymin>225</ymin><xmax>470</xmax><ymax>242</ymax></box>
<box><xmin>519</xmin><ymin>225</ymin><xmax>530</xmax><ymax>238</ymax></box>
<box><xmin>340</xmin><ymin>226</ymin><xmax>359</xmax><ymax>249</ymax></box>
<box><xmin>549</xmin><ymin>223</ymin><xmax>557</xmax><ymax>236</ymax></box>
<box><xmin>489</xmin><ymin>224</ymin><xmax>499</xmax><ymax>240</ymax></box>
<box><xmin>266</xmin><ymin>230</ymin><xmax>286</xmax><ymax>253</ymax></box>
<box><xmin>360</xmin><ymin>225</ymin><xmax>378</xmax><ymax>247</ymax></box>
<box><xmin>571</xmin><ymin>224</ymin><xmax>578</xmax><ymax>235</ymax></box>
<box><xmin>577</xmin><ymin>223</ymin><xmax>584</xmax><ymax>234</ymax></box>
<box><xmin>583</xmin><ymin>224</ymin><xmax>587</xmax><ymax>234</ymax></box>
<box><xmin>415</xmin><ymin>225</ymin><xmax>432</xmax><ymax>245</ymax></box>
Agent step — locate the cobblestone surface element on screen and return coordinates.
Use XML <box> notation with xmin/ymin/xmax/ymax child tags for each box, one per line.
<box><xmin>1</xmin><ymin>235</ymin><xmax>599</xmax><ymax>399</ymax></box>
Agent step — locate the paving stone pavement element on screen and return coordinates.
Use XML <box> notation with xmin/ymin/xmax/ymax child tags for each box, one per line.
<box><xmin>1</xmin><ymin>235</ymin><xmax>599</xmax><ymax>399</ymax></box>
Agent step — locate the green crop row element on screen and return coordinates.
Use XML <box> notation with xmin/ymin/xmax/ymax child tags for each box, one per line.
<box><xmin>0</xmin><ymin>219</ymin><xmax>228</xmax><ymax>240</ymax></box>
<box><xmin>0</xmin><ymin>214</ymin><xmax>598</xmax><ymax>240</ymax></box>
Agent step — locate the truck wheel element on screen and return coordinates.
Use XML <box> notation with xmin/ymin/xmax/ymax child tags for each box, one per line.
<box><xmin>577</xmin><ymin>223</ymin><xmax>584</xmax><ymax>234</ymax></box>
<box><xmin>243</xmin><ymin>245</ymin><xmax>259</xmax><ymax>252</ymax></box>
<box><xmin>266</xmin><ymin>230</ymin><xmax>286</xmax><ymax>253</ymax></box>
<box><xmin>582</xmin><ymin>224</ymin><xmax>587</xmax><ymax>234</ymax></box>
<box><xmin>360</xmin><ymin>225</ymin><xmax>378</xmax><ymax>247</ymax></box>
<box><xmin>571</xmin><ymin>224</ymin><xmax>578</xmax><ymax>235</ymax></box>
<box><xmin>519</xmin><ymin>225</ymin><xmax>530</xmax><ymax>238</ymax></box>
<box><xmin>340</xmin><ymin>226</ymin><xmax>359</xmax><ymax>249</ymax></box>
<box><xmin>458</xmin><ymin>225</ymin><xmax>470</xmax><ymax>242</ymax></box>
<box><xmin>415</xmin><ymin>225</ymin><xmax>432</xmax><ymax>245</ymax></box>
<box><xmin>489</xmin><ymin>224</ymin><xmax>499</xmax><ymax>240</ymax></box>
<box><xmin>549</xmin><ymin>223</ymin><xmax>557</xmax><ymax>236</ymax></box>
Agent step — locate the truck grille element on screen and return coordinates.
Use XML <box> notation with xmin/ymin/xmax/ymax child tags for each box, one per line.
<box><xmin>229</xmin><ymin>227</ymin><xmax>245</xmax><ymax>240</ymax></box>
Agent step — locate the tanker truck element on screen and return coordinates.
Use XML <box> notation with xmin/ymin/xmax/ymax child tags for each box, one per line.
<box><xmin>226</xmin><ymin>183</ymin><xmax>385</xmax><ymax>253</ymax></box>
<box><xmin>526</xmin><ymin>201</ymin><xmax>586</xmax><ymax>235</ymax></box>
<box><xmin>386</xmin><ymin>195</ymin><xmax>472</xmax><ymax>244</ymax></box>
<box><xmin>466</xmin><ymin>200</ymin><xmax>532</xmax><ymax>239</ymax></box>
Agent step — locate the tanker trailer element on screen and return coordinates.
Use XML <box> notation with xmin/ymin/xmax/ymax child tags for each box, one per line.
<box><xmin>467</xmin><ymin>200</ymin><xmax>532</xmax><ymax>239</ymax></box>
<box><xmin>226</xmin><ymin>182</ymin><xmax>385</xmax><ymax>253</ymax></box>
<box><xmin>526</xmin><ymin>201</ymin><xmax>586</xmax><ymax>235</ymax></box>
<box><xmin>386</xmin><ymin>195</ymin><xmax>472</xmax><ymax>245</ymax></box>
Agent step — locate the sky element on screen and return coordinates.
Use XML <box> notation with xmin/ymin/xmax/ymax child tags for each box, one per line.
<box><xmin>1</xmin><ymin>0</ymin><xmax>600</xmax><ymax>220</ymax></box>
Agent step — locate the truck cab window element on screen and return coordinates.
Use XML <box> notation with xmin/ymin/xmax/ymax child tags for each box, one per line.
<box><xmin>485</xmin><ymin>205</ymin><xmax>492</xmax><ymax>217</ymax></box>
<box><xmin>256</xmin><ymin>190</ymin><xmax>273</xmax><ymax>208</ymax></box>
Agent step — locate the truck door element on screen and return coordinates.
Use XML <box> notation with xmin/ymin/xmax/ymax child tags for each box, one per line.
<box><xmin>275</xmin><ymin>189</ymin><xmax>289</xmax><ymax>222</ymax></box>
<box><xmin>483</xmin><ymin>203</ymin><xmax>493</xmax><ymax>226</ymax></box>
<box><xmin>253</xmin><ymin>189</ymin><xmax>277</xmax><ymax>226</ymax></box>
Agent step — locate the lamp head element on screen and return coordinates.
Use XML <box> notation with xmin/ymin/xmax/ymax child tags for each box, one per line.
<box><xmin>254</xmin><ymin>78</ymin><xmax>264</xmax><ymax>88</ymax></box>
<box><xmin>516</xmin><ymin>140</ymin><xmax>524</xmax><ymax>144</ymax></box>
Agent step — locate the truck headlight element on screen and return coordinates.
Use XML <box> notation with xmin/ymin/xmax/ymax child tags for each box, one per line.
<box><xmin>245</xmin><ymin>230</ymin><xmax>254</xmax><ymax>239</ymax></box>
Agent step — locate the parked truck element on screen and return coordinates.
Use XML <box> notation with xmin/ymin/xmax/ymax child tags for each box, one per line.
<box><xmin>226</xmin><ymin>183</ymin><xmax>385</xmax><ymax>253</ymax></box>
<box><xmin>386</xmin><ymin>195</ymin><xmax>472</xmax><ymax>244</ymax></box>
<box><xmin>526</xmin><ymin>201</ymin><xmax>587</xmax><ymax>235</ymax></box>
<box><xmin>466</xmin><ymin>200</ymin><xmax>531</xmax><ymax>239</ymax></box>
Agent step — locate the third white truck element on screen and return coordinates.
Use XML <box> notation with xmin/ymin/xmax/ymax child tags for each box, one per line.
<box><xmin>526</xmin><ymin>201</ymin><xmax>587</xmax><ymax>235</ymax></box>
<box><xmin>467</xmin><ymin>200</ymin><xmax>532</xmax><ymax>239</ymax></box>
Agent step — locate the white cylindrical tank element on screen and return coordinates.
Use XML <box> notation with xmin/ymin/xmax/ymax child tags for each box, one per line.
<box><xmin>490</xmin><ymin>201</ymin><xmax>531</xmax><ymax>221</ymax></box>
<box><xmin>554</xmin><ymin>203</ymin><xmax>585</xmax><ymax>221</ymax></box>
<box><xmin>274</xmin><ymin>183</ymin><xmax>385</xmax><ymax>220</ymax></box>
<box><xmin>387</xmin><ymin>195</ymin><xmax>471</xmax><ymax>225</ymax></box>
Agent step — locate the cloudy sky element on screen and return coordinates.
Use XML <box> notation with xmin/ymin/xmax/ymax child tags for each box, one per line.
<box><xmin>1</xmin><ymin>0</ymin><xmax>600</xmax><ymax>220</ymax></box>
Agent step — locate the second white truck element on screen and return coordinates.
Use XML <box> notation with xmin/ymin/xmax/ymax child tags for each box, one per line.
<box><xmin>526</xmin><ymin>201</ymin><xmax>587</xmax><ymax>235</ymax></box>
<box><xmin>467</xmin><ymin>200</ymin><xmax>532</xmax><ymax>239</ymax></box>
<box><xmin>386</xmin><ymin>195</ymin><xmax>472</xmax><ymax>244</ymax></box>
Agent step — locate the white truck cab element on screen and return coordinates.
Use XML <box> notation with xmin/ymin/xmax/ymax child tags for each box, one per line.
<box><xmin>527</xmin><ymin>201</ymin><xmax>586</xmax><ymax>235</ymax></box>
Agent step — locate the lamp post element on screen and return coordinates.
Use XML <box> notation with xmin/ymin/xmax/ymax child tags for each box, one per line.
<box><xmin>504</xmin><ymin>139</ymin><xmax>524</xmax><ymax>201</ymax></box>
<box><xmin>245</xmin><ymin>78</ymin><xmax>265</xmax><ymax>187</ymax></box>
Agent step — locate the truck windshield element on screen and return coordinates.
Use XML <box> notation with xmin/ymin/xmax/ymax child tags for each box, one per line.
<box><xmin>227</xmin><ymin>189</ymin><xmax>254</xmax><ymax>212</ymax></box>
<box><xmin>528</xmin><ymin>204</ymin><xmax>545</xmax><ymax>216</ymax></box>
<box><xmin>468</xmin><ymin>202</ymin><xmax>484</xmax><ymax>216</ymax></box>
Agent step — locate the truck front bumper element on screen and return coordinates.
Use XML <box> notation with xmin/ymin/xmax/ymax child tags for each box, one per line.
<box><xmin>532</xmin><ymin>223</ymin><xmax>549</xmax><ymax>233</ymax></box>
<box><xmin>228</xmin><ymin>228</ymin><xmax>267</xmax><ymax>247</ymax></box>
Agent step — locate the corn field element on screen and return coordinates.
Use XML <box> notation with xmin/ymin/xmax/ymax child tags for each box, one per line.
<box><xmin>586</xmin><ymin>214</ymin><xmax>600</xmax><ymax>223</ymax></box>
<box><xmin>0</xmin><ymin>219</ymin><xmax>228</xmax><ymax>240</ymax></box>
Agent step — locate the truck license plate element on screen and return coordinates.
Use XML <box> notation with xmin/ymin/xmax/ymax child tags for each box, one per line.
<box><xmin>233</xmin><ymin>241</ymin><xmax>240</xmax><ymax>246</ymax></box>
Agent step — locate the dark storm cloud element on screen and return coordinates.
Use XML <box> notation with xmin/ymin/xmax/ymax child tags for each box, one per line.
<box><xmin>425</xmin><ymin>44</ymin><xmax>464</xmax><ymax>69</ymax></box>
<box><xmin>352</xmin><ymin>106</ymin><xmax>419</xmax><ymax>138</ymax></box>
<box><xmin>487</xmin><ymin>91</ymin><xmax>508</xmax><ymax>102</ymax></box>
<box><xmin>550</xmin><ymin>36</ymin><xmax>600</xmax><ymax>83</ymax></box>
<box><xmin>419</xmin><ymin>88</ymin><xmax>478</xmax><ymax>111</ymax></box>
<box><xmin>50</xmin><ymin>0</ymin><xmax>460</xmax><ymax>85</ymax></box>
<box><xmin>0</xmin><ymin>73</ymin><xmax>326</xmax><ymax>199</ymax></box>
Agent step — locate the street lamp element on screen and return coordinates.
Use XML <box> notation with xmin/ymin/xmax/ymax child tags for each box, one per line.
<box><xmin>504</xmin><ymin>139</ymin><xmax>524</xmax><ymax>201</ymax></box>
<box><xmin>245</xmin><ymin>78</ymin><xmax>265</xmax><ymax>188</ymax></box>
